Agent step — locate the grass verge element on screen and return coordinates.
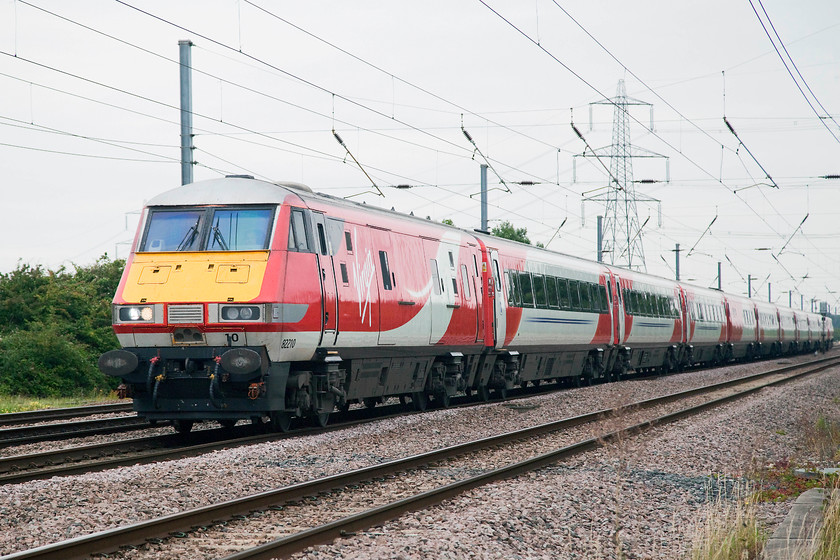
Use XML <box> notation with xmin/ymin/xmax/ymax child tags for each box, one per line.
<box><xmin>0</xmin><ymin>390</ymin><xmax>120</xmax><ymax>413</ymax></box>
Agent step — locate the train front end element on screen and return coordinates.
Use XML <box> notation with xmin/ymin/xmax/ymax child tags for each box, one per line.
<box><xmin>98</xmin><ymin>177</ymin><xmax>320</xmax><ymax>433</ymax></box>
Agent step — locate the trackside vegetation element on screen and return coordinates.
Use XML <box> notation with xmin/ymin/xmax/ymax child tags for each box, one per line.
<box><xmin>0</xmin><ymin>256</ymin><xmax>123</xmax><ymax>399</ymax></box>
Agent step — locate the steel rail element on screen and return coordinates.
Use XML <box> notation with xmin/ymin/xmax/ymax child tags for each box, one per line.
<box><xmin>0</xmin><ymin>402</ymin><xmax>133</xmax><ymax>427</ymax></box>
<box><xmin>0</xmin><ymin>415</ymin><xmax>149</xmax><ymax>448</ymax></box>
<box><xmin>5</xmin><ymin>355</ymin><xmax>837</xmax><ymax>560</ymax></box>
<box><xmin>220</xmin><ymin>356</ymin><xmax>840</xmax><ymax>560</ymax></box>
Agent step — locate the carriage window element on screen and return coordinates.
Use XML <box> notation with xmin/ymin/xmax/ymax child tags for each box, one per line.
<box><xmin>379</xmin><ymin>251</ymin><xmax>392</xmax><ymax>290</ymax></box>
<box><xmin>461</xmin><ymin>265</ymin><xmax>471</xmax><ymax>300</ymax></box>
<box><xmin>345</xmin><ymin>231</ymin><xmax>353</xmax><ymax>252</ymax></box>
<box><xmin>558</xmin><ymin>278</ymin><xmax>570</xmax><ymax>310</ymax></box>
<box><xmin>569</xmin><ymin>280</ymin><xmax>582</xmax><ymax>310</ymax></box>
<box><xmin>598</xmin><ymin>285</ymin><xmax>609</xmax><ymax>313</ymax></box>
<box><xmin>316</xmin><ymin>223</ymin><xmax>328</xmax><ymax>255</ymax></box>
<box><xmin>431</xmin><ymin>259</ymin><xmax>441</xmax><ymax>295</ymax></box>
<box><xmin>533</xmin><ymin>274</ymin><xmax>547</xmax><ymax>308</ymax></box>
<box><xmin>520</xmin><ymin>272</ymin><xmax>535</xmax><ymax>307</ymax></box>
<box><xmin>340</xmin><ymin>263</ymin><xmax>349</xmax><ymax>284</ymax></box>
<box><xmin>579</xmin><ymin>281</ymin><xmax>592</xmax><ymax>311</ymax></box>
<box><xmin>546</xmin><ymin>275</ymin><xmax>559</xmax><ymax>308</ymax></box>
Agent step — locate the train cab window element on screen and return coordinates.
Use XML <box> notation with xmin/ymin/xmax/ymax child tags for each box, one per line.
<box><xmin>340</xmin><ymin>263</ymin><xmax>349</xmax><ymax>284</ymax></box>
<box><xmin>431</xmin><ymin>259</ymin><xmax>442</xmax><ymax>295</ymax></box>
<box><xmin>379</xmin><ymin>251</ymin><xmax>392</xmax><ymax>290</ymax></box>
<box><xmin>533</xmin><ymin>274</ymin><xmax>547</xmax><ymax>308</ymax></box>
<box><xmin>558</xmin><ymin>278</ymin><xmax>570</xmax><ymax>310</ymax></box>
<box><xmin>141</xmin><ymin>209</ymin><xmax>205</xmax><ymax>252</ymax></box>
<box><xmin>206</xmin><ymin>208</ymin><xmax>273</xmax><ymax>251</ymax></box>
<box><xmin>461</xmin><ymin>265</ymin><xmax>471</xmax><ymax>300</ymax></box>
<box><xmin>345</xmin><ymin>231</ymin><xmax>353</xmax><ymax>252</ymax></box>
<box><xmin>520</xmin><ymin>272</ymin><xmax>535</xmax><ymax>307</ymax></box>
<box><xmin>288</xmin><ymin>209</ymin><xmax>310</xmax><ymax>252</ymax></box>
<box><xmin>546</xmin><ymin>275</ymin><xmax>559</xmax><ymax>308</ymax></box>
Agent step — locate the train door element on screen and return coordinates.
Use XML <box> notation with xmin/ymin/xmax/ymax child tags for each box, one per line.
<box><xmin>490</xmin><ymin>249</ymin><xmax>507</xmax><ymax>349</ymax></box>
<box><xmin>609</xmin><ymin>272</ymin><xmax>624</xmax><ymax>345</ymax></box>
<box><xmin>311</xmin><ymin>212</ymin><xmax>338</xmax><ymax>347</ymax></box>
<box><xmin>471</xmin><ymin>253</ymin><xmax>483</xmax><ymax>343</ymax></box>
<box><xmin>679</xmin><ymin>288</ymin><xmax>690</xmax><ymax>343</ymax></box>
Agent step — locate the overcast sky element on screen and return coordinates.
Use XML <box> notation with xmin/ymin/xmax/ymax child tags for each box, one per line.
<box><xmin>1</xmin><ymin>0</ymin><xmax>838</xmax><ymax>309</ymax></box>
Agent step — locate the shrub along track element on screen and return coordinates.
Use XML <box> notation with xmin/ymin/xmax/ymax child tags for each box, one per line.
<box><xmin>6</xmin><ymin>354</ymin><xmax>838</xmax><ymax>560</ymax></box>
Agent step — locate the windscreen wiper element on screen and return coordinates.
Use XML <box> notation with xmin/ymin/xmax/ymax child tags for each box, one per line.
<box><xmin>176</xmin><ymin>217</ymin><xmax>201</xmax><ymax>251</ymax></box>
<box><xmin>211</xmin><ymin>219</ymin><xmax>229</xmax><ymax>251</ymax></box>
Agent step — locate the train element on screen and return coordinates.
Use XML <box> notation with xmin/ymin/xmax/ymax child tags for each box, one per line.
<box><xmin>98</xmin><ymin>176</ymin><xmax>834</xmax><ymax>433</ymax></box>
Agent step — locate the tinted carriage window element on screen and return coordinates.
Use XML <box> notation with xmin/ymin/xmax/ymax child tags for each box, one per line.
<box><xmin>141</xmin><ymin>209</ymin><xmax>204</xmax><ymax>252</ymax></box>
<box><xmin>579</xmin><ymin>281</ymin><xmax>592</xmax><ymax>311</ymax></box>
<box><xmin>520</xmin><ymin>272</ymin><xmax>535</xmax><ymax>307</ymax></box>
<box><xmin>557</xmin><ymin>279</ymin><xmax>570</xmax><ymax>310</ymax></box>
<box><xmin>569</xmin><ymin>280</ymin><xmax>581</xmax><ymax>310</ymax></box>
<box><xmin>533</xmin><ymin>274</ymin><xmax>547</xmax><ymax>308</ymax></box>
<box><xmin>546</xmin><ymin>275</ymin><xmax>559</xmax><ymax>308</ymax></box>
<box><xmin>345</xmin><ymin>231</ymin><xmax>353</xmax><ymax>252</ymax></box>
<box><xmin>598</xmin><ymin>285</ymin><xmax>609</xmax><ymax>313</ymax></box>
<box><xmin>505</xmin><ymin>271</ymin><xmax>515</xmax><ymax>305</ymax></box>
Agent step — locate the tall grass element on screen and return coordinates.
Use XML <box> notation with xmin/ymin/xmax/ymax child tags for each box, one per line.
<box><xmin>814</xmin><ymin>477</ymin><xmax>840</xmax><ymax>560</ymax></box>
<box><xmin>689</xmin><ymin>480</ymin><xmax>765</xmax><ymax>560</ymax></box>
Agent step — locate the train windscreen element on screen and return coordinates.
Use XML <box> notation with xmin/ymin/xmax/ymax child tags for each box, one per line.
<box><xmin>139</xmin><ymin>207</ymin><xmax>275</xmax><ymax>252</ymax></box>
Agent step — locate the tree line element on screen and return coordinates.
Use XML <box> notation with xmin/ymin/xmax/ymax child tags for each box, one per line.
<box><xmin>0</xmin><ymin>256</ymin><xmax>123</xmax><ymax>397</ymax></box>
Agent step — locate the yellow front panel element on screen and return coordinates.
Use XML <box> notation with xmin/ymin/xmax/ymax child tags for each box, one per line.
<box><xmin>121</xmin><ymin>252</ymin><xmax>269</xmax><ymax>303</ymax></box>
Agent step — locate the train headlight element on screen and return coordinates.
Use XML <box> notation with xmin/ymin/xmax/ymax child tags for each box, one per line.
<box><xmin>220</xmin><ymin>305</ymin><xmax>262</xmax><ymax>322</ymax></box>
<box><xmin>115</xmin><ymin>305</ymin><xmax>156</xmax><ymax>323</ymax></box>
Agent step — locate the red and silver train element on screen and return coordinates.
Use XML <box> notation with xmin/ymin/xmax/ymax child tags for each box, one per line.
<box><xmin>99</xmin><ymin>176</ymin><xmax>834</xmax><ymax>432</ymax></box>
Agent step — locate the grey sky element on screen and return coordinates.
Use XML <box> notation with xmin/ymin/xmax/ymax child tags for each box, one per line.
<box><xmin>1</xmin><ymin>0</ymin><xmax>838</xmax><ymax>309</ymax></box>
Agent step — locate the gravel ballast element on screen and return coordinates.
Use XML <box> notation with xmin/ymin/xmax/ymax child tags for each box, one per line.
<box><xmin>2</xmin><ymin>353</ymin><xmax>838</xmax><ymax>558</ymax></box>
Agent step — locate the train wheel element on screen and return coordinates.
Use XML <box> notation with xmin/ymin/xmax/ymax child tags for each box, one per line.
<box><xmin>477</xmin><ymin>385</ymin><xmax>490</xmax><ymax>402</ymax></box>
<box><xmin>399</xmin><ymin>395</ymin><xmax>408</xmax><ymax>406</ymax></box>
<box><xmin>173</xmin><ymin>420</ymin><xmax>193</xmax><ymax>434</ymax></box>
<box><xmin>218</xmin><ymin>419</ymin><xmax>236</xmax><ymax>430</ymax></box>
<box><xmin>339</xmin><ymin>402</ymin><xmax>351</xmax><ymax>413</ymax></box>
<box><xmin>533</xmin><ymin>379</ymin><xmax>541</xmax><ymax>387</ymax></box>
<box><xmin>269</xmin><ymin>412</ymin><xmax>292</xmax><ymax>433</ymax></box>
<box><xmin>314</xmin><ymin>412</ymin><xmax>330</xmax><ymax>428</ymax></box>
<box><xmin>412</xmin><ymin>391</ymin><xmax>428</xmax><ymax>412</ymax></box>
<box><xmin>363</xmin><ymin>397</ymin><xmax>378</xmax><ymax>409</ymax></box>
<box><xmin>495</xmin><ymin>386</ymin><xmax>508</xmax><ymax>400</ymax></box>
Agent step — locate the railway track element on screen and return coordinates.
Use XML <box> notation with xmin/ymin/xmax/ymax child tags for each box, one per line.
<box><xmin>0</xmin><ymin>402</ymin><xmax>133</xmax><ymax>427</ymax></box>
<box><xmin>7</xmin><ymin>354</ymin><xmax>838</xmax><ymax>560</ymax></box>
<box><xmin>0</xmin><ymin>414</ymin><xmax>150</xmax><ymax>448</ymax></box>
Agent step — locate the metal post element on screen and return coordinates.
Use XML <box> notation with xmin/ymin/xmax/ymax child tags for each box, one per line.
<box><xmin>597</xmin><ymin>215</ymin><xmax>603</xmax><ymax>263</ymax></box>
<box><xmin>768</xmin><ymin>282</ymin><xmax>772</xmax><ymax>303</ymax></box>
<box><xmin>717</xmin><ymin>261</ymin><xmax>721</xmax><ymax>290</ymax></box>
<box><xmin>747</xmin><ymin>275</ymin><xmax>752</xmax><ymax>299</ymax></box>
<box><xmin>675</xmin><ymin>243</ymin><xmax>680</xmax><ymax>281</ymax></box>
<box><xmin>801</xmin><ymin>294</ymin><xmax>804</xmax><ymax>310</ymax></box>
<box><xmin>179</xmin><ymin>40</ymin><xmax>194</xmax><ymax>185</ymax></box>
<box><xmin>480</xmin><ymin>164</ymin><xmax>488</xmax><ymax>232</ymax></box>
<box><xmin>789</xmin><ymin>291</ymin><xmax>792</xmax><ymax>307</ymax></box>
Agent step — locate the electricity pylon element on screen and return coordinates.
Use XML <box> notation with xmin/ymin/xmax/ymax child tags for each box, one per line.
<box><xmin>574</xmin><ymin>79</ymin><xmax>669</xmax><ymax>272</ymax></box>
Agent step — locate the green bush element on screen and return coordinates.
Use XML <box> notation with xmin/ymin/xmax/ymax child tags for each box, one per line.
<box><xmin>0</xmin><ymin>256</ymin><xmax>124</xmax><ymax>398</ymax></box>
